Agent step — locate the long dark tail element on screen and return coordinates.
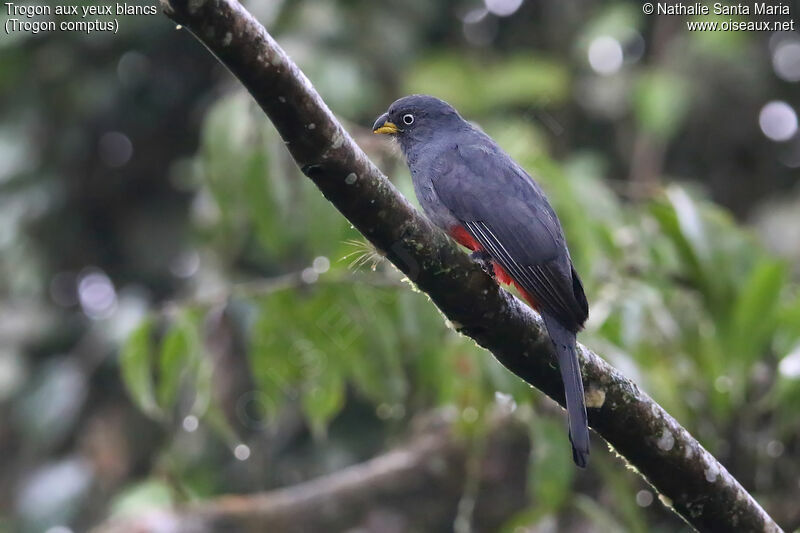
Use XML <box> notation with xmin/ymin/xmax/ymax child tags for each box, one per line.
<box><xmin>542</xmin><ymin>313</ymin><xmax>590</xmax><ymax>468</ymax></box>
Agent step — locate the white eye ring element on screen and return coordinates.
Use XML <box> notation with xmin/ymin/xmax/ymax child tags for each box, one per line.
<box><xmin>402</xmin><ymin>114</ymin><xmax>414</xmax><ymax>125</ymax></box>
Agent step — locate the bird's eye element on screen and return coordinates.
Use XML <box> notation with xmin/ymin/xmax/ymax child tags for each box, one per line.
<box><xmin>402</xmin><ymin>114</ymin><xmax>414</xmax><ymax>125</ymax></box>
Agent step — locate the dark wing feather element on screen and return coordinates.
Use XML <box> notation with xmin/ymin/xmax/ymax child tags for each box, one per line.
<box><xmin>433</xmin><ymin>143</ymin><xmax>587</xmax><ymax>331</ymax></box>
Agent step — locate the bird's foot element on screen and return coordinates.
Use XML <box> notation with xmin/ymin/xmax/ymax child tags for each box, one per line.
<box><xmin>470</xmin><ymin>250</ymin><xmax>495</xmax><ymax>279</ymax></box>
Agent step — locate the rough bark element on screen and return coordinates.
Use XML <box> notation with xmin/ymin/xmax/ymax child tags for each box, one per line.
<box><xmin>96</xmin><ymin>415</ymin><xmax>530</xmax><ymax>533</ymax></box>
<box><xmin>150</xmin><ymin>1</ymin><xmax>783</xmax><ymax>531</ymax></box>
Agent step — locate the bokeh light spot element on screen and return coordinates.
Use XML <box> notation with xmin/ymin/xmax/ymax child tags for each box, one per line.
<box><xmin>45</xmin><ymin>526</ymin><xmax>73</xmax><ymax>533</ymax></box>
<box><xmin>463</xmin><ymin>8</ymin><xmax>497</xmax><ymax>46</ymax></box>
<box><xmin>636</xmin><ymin>490</ymin><xmax>654</xmax><ymax>507</ymax></box>
<box><xmin>301</xmin><ymin>267</ymin><xmax>318</xmax><ymax>283</ymax></box>
<box><xmin>117</xmin><ymin>51</ymin><xmax>150</xmax><ymax>86</ymax></box>
<box><xmin>714</xmin><ymin>375</ymin><xmax>732</xmax><ymax>393</ymax></box>
<box><xmin>778</xmin><ymin>345</ymin><xmax>800</xmax><ymax>378</ymax></box>
<box><xmin>182</xmin><ymin>415</ymin><xmax>199</xmax><ymax>432</ymax></box>
<box><xmin>78</xmin><ymin>269</ymin><xmax>117</xmax><ymax>320</ymax></box>
<box><xmin>234</xmin><ymin>444</ymin><xmax>251</xmax><ymax>461</ymax></box>
<box><xmin>484</xmin><ymin>0</ymin><xmax>523</xmax><ymax>17</ymax></box>
<box><xmin>766</xmin><ymin>440</ymin><xmax>784</xmax><ymax>458</ymax></box>
<box><xmin>170</xmin><ymin>250</ymin><xmax>200</xmax><ymax>279</ymax></box>
<box><xmin>312</xmin><ymin>256</ymin><xmax>330</xmax><ymax>274</ymax></box>
<box><xmin>98</xmin><ymin>131</ymin><xmax>133</xmax><ymax>168</ymax></box>
<box><xmin>461</xmin><ymin>406</ymin><xmax>479</xmax><ymax>423</ymax></box>
<box><xmin>772</xmin><ymin>41</ymin><xmax>800</xmax><ymax>82</ymax></box>
<box><xmin>759</xmin><ymin>101</ymin><xmax>798</xmax><ymax>142</ymax></box>
<box><xmin>588</xmin><ymin>36</ymin><xmax>624</xmax><ymax>75</ymax></box>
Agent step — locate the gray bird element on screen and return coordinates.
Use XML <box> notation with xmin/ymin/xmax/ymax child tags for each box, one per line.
<box><xmin>373</xmin><ymin>95</ymin><xmax>590</xmax><ymax>467</ymax></box>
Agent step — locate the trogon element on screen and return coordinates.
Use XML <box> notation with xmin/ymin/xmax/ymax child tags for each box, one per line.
<box><xmin>373</xmin><ymin>95</ymin><xmax>591</xmax><ymax>467</ymax></box>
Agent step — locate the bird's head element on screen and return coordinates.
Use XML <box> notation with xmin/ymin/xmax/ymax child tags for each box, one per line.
<box><xmin>372</xmin><ymin>95</ymin><xmax>461</xmax><ymax>142</ymax></box>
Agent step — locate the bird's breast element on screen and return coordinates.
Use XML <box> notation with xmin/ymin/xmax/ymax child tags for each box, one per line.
<box><xmin>411</xmin><ymin>174</ymin><xmax>459</xmax><ymax>232</ymax></box>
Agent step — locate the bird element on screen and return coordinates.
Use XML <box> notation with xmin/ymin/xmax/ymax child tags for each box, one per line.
<box><xmin>373</xmin><ymin>95</ymin><xmax>590</xmax><ymax>467</ymax></box>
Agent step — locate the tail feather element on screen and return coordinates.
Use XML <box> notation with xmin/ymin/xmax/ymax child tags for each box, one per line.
<box><xmin>542</xmin><ymin>313</ymin><xmax>590</xmax><ymax>468</ymax></box>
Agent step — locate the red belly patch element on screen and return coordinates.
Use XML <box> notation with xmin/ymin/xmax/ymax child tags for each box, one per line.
<box><xmin>492</xmin><ymin>263</ymin><xmax>539</xmax><ymax>310</ymax></box>
<box><xmin>449</xmin><ymin>225</ymin><xmax>539</xmax><ymax>310</ymax></box>
<box><xmin>449</xmin><ymin>225</ymin><xmax>481</xmax><ymax>251</ymax></box>
<box><xmin>492</xmin><ymin>262</ymin><xmax>512</xmax><ymax>285</ymax></box>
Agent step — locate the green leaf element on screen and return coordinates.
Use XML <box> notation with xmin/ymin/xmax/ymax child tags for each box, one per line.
<box><xmin>191</xmin><ymin>334</ymin><xmax>216</xmax><ymax>420</ymax></box>
<box><xmin>157</xmin><ymin>321</ymin><xmax>192</xmax><ymax>411</ymax></box>
<box><xmin>484</xmin><ymin>55</ymin><xmax>570</xmax><ymax>108</ymax></box>
<box><xmin>248</xmin><ymin>295</ymin><xmax>304</xmax><ymax>417</ymax></box>
<box><xmin>120</xmin><ymin>318</ymin><xmax>159</xmax><ymax>418</ymax></box>
<box><xmin>777</xmin><ymin>295</ymin><xmax>800</xmax><ymax>348</ymax></box>
<box><xmin>528</xmin><ymin>417</ymin><xmax>575</xmax><ymax>513</ymax></box>
<box><xmin>666</xmin><ymin>188</ymin><xmax>708</xmax><ymax>267</ymax></box>
<box><xmin>634</xmin><ymin>71</ymin><xmax>690</xmax><ymax>140</ymax></box>
<box><xmin>581</xmin><ymin>4</ymin><xmax>643</xmax><ymax>40</ymax></box>
<box><xmin>592</xmin><ymin>454</ymin><xmax>649</xmax><ymax>532</ymax></box>
<box><xmin>302</xmin><ymin>364</ymin><xmax>345</xmax><ymax>437</ymax></box>
<box><xmin>406</xmin><ymin>52</ymin><xmax>569</xmax><ymax>114</ymax></box>
<box><xmin>109</xmin><ymin>480</ymin><xmax>172</xmax><ymax>518</ymax></box>
<box><xmin>499</xmin><ymin>506</ymin><xmax>548</xmax><ymax>533</ymax></box>
<box><xmin>688</xmin><ymin>13</ymin><xmax>749</xmax><ymax>59</ymax></box>
<box><xmin>405</xmin><ymin>53</ymin><xmax>481</xmax><ymax>113</ymax></box>
<box><xmin>728</xmin><ymin>259</ymin><xmax>786</xmax><ymax>365</ymax></box>
<box><xmin>242</xmin><ymin>144</ymin><xmax>283</xmax><ymax>258</ymax></box>
<box><xmin>650</xmin><ymin>187</ymin><xmax>716</xmax><ymax>306</ymax></box>
<box><xmin>573</xmin><ymin>494</ymin><xmax>628</xmax><ymax>532</ymax></box>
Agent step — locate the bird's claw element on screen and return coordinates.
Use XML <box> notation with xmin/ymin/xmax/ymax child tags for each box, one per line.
<box><xmin>470</xmin><ymin>250</ymin><xmax>495</xmax><ymax>279</ymax></box>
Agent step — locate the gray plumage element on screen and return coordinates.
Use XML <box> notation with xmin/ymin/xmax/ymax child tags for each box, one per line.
<box><xmin>374</xmin><ymin>95</ymin><xmax>590</xmax><ymax>467</ymax></box>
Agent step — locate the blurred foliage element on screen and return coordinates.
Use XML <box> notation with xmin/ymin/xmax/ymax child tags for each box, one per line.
<box><xmin>120</xmin><ymin>87</ymin><xmax>800</xmax><ymax>531</ymax></box>
<box><xmin>2</xmin><ymin>0</ymin><xmax>800</xmax><ymax>532</ymax></box>
<box><xmin>406</xmin><ymin>52</ymin><xmax>571</xmax><ymax>112</ymax></box>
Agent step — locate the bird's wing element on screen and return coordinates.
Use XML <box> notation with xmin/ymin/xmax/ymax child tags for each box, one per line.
<box><xmin>432</xmin><ymin>142</ymin><xmax>587</xmax><ymax>331</ymax></box>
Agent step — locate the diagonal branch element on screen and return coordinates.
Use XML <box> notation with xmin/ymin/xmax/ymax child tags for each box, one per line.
<box><xmin>156</xmin><ymin>1</ymin><xmax>782</xmax><ymax>531</ymax></box>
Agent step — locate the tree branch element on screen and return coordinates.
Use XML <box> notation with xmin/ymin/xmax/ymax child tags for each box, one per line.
<box><xmin>154</xmin><ymin>1</ymin><xmax>782</xmax><ymax>531</ymax></box>
<box><xmin>96</xmin><ymin>415</ymin><xmax>530</xmax><ymax>533</ymax></box>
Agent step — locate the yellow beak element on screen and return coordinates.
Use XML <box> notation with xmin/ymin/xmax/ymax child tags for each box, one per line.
<box><xmin>373</xmin><ymin>122</ymin><xmax>399</xmax><ymax>134</ymax></box>
<box><xmin>372</xmin><ymin>113</ymin><xmax>399</xmax><ymax>134</ymax></box>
